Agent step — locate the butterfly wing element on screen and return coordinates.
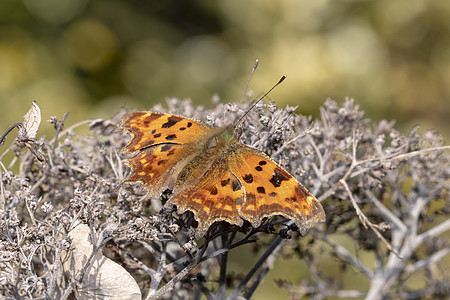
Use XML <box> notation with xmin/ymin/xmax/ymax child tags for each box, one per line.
<box><xmin>125</xmin><ymin>144</ymin><xmax>199</xmax><ymax>197</ymax></box>
<box><xmin>229</xmin><ymin>144</ymin><xmax>325</xmax><ymax>236</ymax></box>
<box><xmin>120</xmin><ymin>112</ymin><xmax>212</xmax><ymax>196</ymax></box>
<box><xmin>120</xmin><ymin>111</ymin><xmax>325</xmax><ymax>237</ymax></box>
<box><xmin>120</xmin><ymin>111</ymin><xmax>211</xmax><ymax>153</ymax></box>
<box><xmin>167</xmin><ymin>156</ymin><xmax>244</xmax><ymax>238</ymax></box>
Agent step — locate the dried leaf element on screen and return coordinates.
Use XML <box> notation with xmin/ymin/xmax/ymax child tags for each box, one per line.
<box><xmin>22</xmin><ymin>101</ymin><xmax>41</xmax><ymax>139</ymax></box>
<box><xmin>62</xmin><ymin>224</ymin><xmax>141</xmax><ymax>299</ymax></box>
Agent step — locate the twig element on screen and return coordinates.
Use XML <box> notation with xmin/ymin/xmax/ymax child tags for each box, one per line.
<box><xmin>0</xmin><ymin>167</ymin><xmax>5</xmax><ymax>210</ymax></box>
<box><xmin>147</xmin><ymin>243</ymin><xmax>208</xmax><ymax>300</ymax></box>
<box><xmin>0</xmin><ymin>122</ymin><xmax>22</xmax><ymax>146</ymax></box>
<box><xmin>416</xmin><ymin>218</ymin><xmax>450</xmax><ymax>246</ymax></box>
<box><xmin>340</xmin><ymin>179</ymin><xmax>401</xmax><ymax>259</ymax></box>
<box><xmin>272</xmin><ymin>122</ymin><xmax>314</xmax><ymax>158</ymax></box>
<box><xmin>191</xmin><ymin>278</ymin><xmax>215</xmax><ymax>300</ymax></box>
<box><xmin>228</xmin><ymin>236</ymin><xmax>286</xmax><ymax>299</ymax></box>
<box><xmin>148</xmin><ymin>241</ymin><xmax>167</xmax><ymax>294</ymax></box>
<box><xmin>50</xmin><ymin>112</ymin><xmax>70</xmax><ymax>151</ymax></box>
<box><xmin>217</xmin><ymin>233</ymin><xmax>229</xmax><ymax>298</ymax></box>
<box><xmin>404</xmin><ymin>246</ymin><xmax>450</xmax><ymax>275</ymax></box>
<box><xmin>319</xmin><ymin>233</ymin><xmax>374</xmax><ymax>279</ymax></box>
<box><xmin>244</xmin><ymin>235</ymin><xmax>285</xmax><ymax>299</ymax></box>
<box><xmin>364</xmin><ymin>190</ymin><xmax>407</xmax><ymax>233</ymax></box>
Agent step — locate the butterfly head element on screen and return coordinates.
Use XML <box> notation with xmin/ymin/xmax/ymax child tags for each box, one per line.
<box><xmin>232</xmin><ymin>99</ymin><xmax>262</xmax><ymax>138</ymax></box>
<box><xmin>221</xmin><ymin>124</ymin><xmax>241</xmax><ymax>142</ymax></box>
<box><xmin>235</xmin><ymin>124</ymin><xmax>243</xmax><ymax>139</ymax></box>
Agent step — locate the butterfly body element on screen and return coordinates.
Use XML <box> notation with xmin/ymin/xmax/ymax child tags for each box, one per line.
<box><xmin>120</xmin><ymin>111</ymin><xmax>325</xmax><ymax>238</ymax></box>
<box><xmin>174</xmin><ymin>125</ymin><xmax>236</xmax><ymax>189</ymax></box>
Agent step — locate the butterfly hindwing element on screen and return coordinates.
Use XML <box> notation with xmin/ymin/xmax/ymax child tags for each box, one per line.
<box><xmin>229</xmin><ymin>144</ymin><xmax>326</xmax><ymax>235</ymax></box>
<box><xmin>167</xmin><ymin>157</ymin><xmax>244</xmax><ymax>238</ymax></box>
<box><xmin>125</xmin><ymin>144</ymin><xmax>196</xmax><ymax>197</ymax></box>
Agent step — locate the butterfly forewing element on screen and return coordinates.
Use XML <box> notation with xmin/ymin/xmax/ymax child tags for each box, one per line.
<box><xmin>120</xmin><ymin>112</ymin><xmax>211</xmax><ymax>153</ymax></box>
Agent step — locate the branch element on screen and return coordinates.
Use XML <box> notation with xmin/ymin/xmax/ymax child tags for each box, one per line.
<box><xmin>365</xmin><ymin>190</ymin><xmax>407</xmax><ymax>233</ymax></box>
<box><xmin>227</xmin><ymin>236</ymin><xmax>286</xmax><ymax>299</ymax></box>
<box><xmin>404</xmin><ymin>246</ymin><xmax>450</xmax><ymax>275</ymax></box>
<box><xmin>0</xmin><ymin>122</ymin><xmax>22</xmax><ymax>146</ymax></box>
<box><xmin>340</xmin><ymin>180</ymin><xmax>401</xmax><ymax>259</ymax></box>
<box><xmin>244</xmin><ymin>237</ymin><xmax>285</xmax><ymax>299</ymax></box>
<box><xmin>416</xmin><ymin>218</ymin><xmax>450</xmax><ymax>246</ymax></box>
<box><xmin>146</xmin><ymin>241</ymin><xmax>209</xmax><ymax>299</ymax></box>
<box><xmin>320</xmin><ymin>233</ymin><xmax>374</xmax><ymax>279</ymax></box>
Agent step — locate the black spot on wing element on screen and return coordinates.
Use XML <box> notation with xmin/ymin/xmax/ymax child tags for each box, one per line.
<box><xmin>269</xmin><ymin>168</ymin><xmax>290</xmax><ymax>187</ymax></box>
<box><xmin>285</xmin><ymin>197</ymin><xmax>296</xmax><ymax>202</ymax></box>
<box><xmin>221</xmin><ymin>178</ymin><xmax>230</xmax><ymax>187</ymax></box>
<box><xmin>153</xmin><ymin>133</ymin><xmax>161</xmax><ymax>138</ymax></box>
<box><xmin>166</xmin><ymin>134</ymin><xmax>177</xmax><ymax>140</ymax></box>
<box><xmin>210</xmin><ymin>186</ymin><xmax>218</xmax><ymax>195</ymax></box>
<box><xmin>162</xmin><ymin>116</ymin><xmax>181</xmax><ymax>128</ymax></box>
<box><xmin>243</xmin><ymin>174</ymin><xmax>253</xmax><ymax>183</ymax></box>
<box><xmin>255</xmin><ymin>166</ymin><xmax>263</xmax><ymax>171</ymax></box>
<box><xmin>257</xmin><ymin>186</ymin><xmax>265</xmax><ymax>194</ymax></box>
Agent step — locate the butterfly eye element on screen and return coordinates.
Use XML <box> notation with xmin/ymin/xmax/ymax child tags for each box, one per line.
<box><xmin>236</xmin><ymin>126</ymin><xmax>243</xmax><ymax>138</ymax></box>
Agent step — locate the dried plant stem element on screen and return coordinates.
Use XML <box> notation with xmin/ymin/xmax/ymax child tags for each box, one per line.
<box><xmin>2</xmin><ymin>99</ymin><xmax>448</xmax><ymax>299</ymax></box>
<box><xmin>228</xmin><ymin>236</ymin><xmax>286</xmax><ymax>299</ymax></box>
<box><xmin>340</xmin><ymin>179</ymin><xmax>401</xmax><ymax>258</ymax></box>
<box><xmin>243</xmin><ymin>237</ymin><xmax>285</xmax><ymax>299</ymax></box>
<box><xmin>0</xmin><ymin>122</ymin><xmax>22</xmax><ymax>146</ymax></box>
<box><xmin>217</xmin><ymin>234</ymin><xmax>229</xmax><ymax>298</ymax></box>
<box><xmin>319</xmin><ymin>233</ymin><xmax>374</xmax><ymax>279</ymax></box>
<box><xmin>147</xmin><ymin>244</ymin><xmax>209</xmax><ymax>300</ymax></box>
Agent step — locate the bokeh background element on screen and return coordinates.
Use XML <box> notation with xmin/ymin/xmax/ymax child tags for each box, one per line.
<box><xmin>1</xmin><ymin>0</ymin><xmax>449</xmax><ymax>140</ymax></box>
<box><xmin>0</xmin><ymin>0</ymin><xmax>449</xmax><ymax>298</ymax></box>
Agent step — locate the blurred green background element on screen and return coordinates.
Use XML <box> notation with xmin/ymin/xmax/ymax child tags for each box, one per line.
<box><xmin>1</xmin><ymin>0</ymin><xmax>449</xmax><ymax>140</ymax></box>
<box><xmin>0</xmin><ymin>0</ymin><xmax>449</xmax><ymax>298</ymax></box>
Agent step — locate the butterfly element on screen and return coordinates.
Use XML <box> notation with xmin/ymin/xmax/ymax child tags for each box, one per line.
<box><xmin>119</xmin><ymin>103</ymin><xmax>325</xmax><ymax>238</ymax></box>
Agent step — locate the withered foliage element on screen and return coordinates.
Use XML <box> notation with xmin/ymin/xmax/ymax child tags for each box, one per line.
<box><xmin>0</xmin><ymin>98</ymin><xmax>448</xmax><ymax>299</ymax></box>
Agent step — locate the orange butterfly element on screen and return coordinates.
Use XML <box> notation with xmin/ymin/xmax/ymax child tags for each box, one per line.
<box><xmin>119</xmin><ymin>102</ymin><xmax>325</xmax><ymax>238</ymax></box>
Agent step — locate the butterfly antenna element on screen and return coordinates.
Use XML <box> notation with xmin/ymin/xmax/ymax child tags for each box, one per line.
<box><xmin>239</xmin><ymin>59</ymin><xmax>259</xmax><ymax>104</ymax></box>
<box><xmin>235</xmin><ymin>75</ymin><xmax>287</xmax><ymax>126</ymax></box>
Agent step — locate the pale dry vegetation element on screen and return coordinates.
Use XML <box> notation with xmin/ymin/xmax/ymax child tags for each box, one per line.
<box><xmin>0</xmin><ymin>98</ymin><xmax>449</xmax><ymax>299</ymax></box>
